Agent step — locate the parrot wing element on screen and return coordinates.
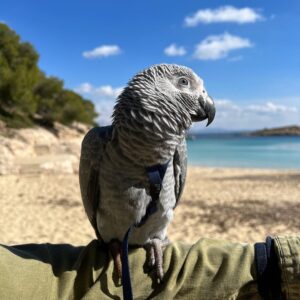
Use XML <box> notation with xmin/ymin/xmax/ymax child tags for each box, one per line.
<box><xmin>173</xmin><ymin>137</ymin><xmax>188</xmax><ymax>208</ymax></box>
<box><xmin>79</xmin><ymin>125</ymin><xmax>113</xmax><ymax>236</ymax></box>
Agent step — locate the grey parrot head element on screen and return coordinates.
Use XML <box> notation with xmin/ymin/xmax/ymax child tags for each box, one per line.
<box><xmin>113</xmin><ymin>64</ymin><xmax>215</xmax><ymax>133</ymax></box>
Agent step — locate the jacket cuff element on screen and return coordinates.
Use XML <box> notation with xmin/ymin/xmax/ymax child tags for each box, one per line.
<box><xmin>274</xmin><ymin>235</ymin><xmax>300</xmax><ymax>300</ymax></box>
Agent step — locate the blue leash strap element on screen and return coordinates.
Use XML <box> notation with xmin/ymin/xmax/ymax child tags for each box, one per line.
<box><xmin>121</xmin><ymin>226</ymin><xmax>134</xmax><ymax>300</ymax></box>
<box><xmin>121</xmin><ymin>160</ymin><xmax>170</xmax><ymax>300</ymax></box>
<box><xmin>254</xmin><ymin>236</ymin><xmax>283</xmax><ymax>300</ymax></box>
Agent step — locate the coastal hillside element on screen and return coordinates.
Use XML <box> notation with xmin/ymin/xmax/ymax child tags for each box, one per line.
<box><xmin>250</xmin><ymin>125</ymin><xmax>300</xmax><ymax>136</ymax></box>
<box><xmin>0</xmin><ymin>121</ymin><xmax>88</xmax><ymax>175</ymax></box>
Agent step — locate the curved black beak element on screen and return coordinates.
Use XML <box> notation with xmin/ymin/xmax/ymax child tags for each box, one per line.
<box><xmin>205</xmin><ymin>96</ymin><xmax>216</xmax><ymax>127</ymax></box>
<box><xmin>191</xmin><ymin>95</ymin><xmax>216</xmax><ymax>126</ymax></box>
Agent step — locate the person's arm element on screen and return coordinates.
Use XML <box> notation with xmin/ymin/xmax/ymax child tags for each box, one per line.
<box><xmin>0</xmin><ymin>237</ymin><xmax>299</xmax><ymax>299</ymax></box>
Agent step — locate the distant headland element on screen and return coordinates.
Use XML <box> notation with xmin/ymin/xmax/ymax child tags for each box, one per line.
<box><xmin>250</xmin><ymin>125</ymin><xmax>300</xmax><ymax>136</ymax></box>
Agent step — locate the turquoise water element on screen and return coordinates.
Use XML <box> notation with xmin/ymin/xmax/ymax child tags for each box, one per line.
<box><xmin>187</xmin><ymin>135</ymin><xmax>300</xmax><ymax>169</ymax></box>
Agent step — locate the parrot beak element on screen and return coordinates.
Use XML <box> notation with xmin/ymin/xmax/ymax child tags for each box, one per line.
<box><xmin>191</xmin><ymin>95</ymin><xmax>216</xmax><ymax>126</ymax></box>
<box><xmin>205</xmin><ymin>95</ymin><xmax>216</xmax><ymax>126</ymax></box>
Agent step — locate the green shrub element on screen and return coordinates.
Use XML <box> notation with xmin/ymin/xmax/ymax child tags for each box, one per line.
<box><xmin>0</xmin><ymin>23</ymin><xmax>98</xmax><ymax>128</ymax></box>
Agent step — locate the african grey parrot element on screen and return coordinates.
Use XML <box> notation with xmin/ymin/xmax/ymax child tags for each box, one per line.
<box><xmin>79</xmin><ymin>63</ymin><xmax>215</xmax><ymax>280</ymax></box>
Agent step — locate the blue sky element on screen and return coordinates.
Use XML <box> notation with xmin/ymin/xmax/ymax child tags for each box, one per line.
<box><xmin>2</xmin><ymin>0</ymin><xmax>300</xmax><ymax>130</ymax></box>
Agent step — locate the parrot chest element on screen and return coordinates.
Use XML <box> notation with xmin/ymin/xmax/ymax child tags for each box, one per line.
<box><xmin>97</xmin><ymin>157</ymin><xmax>176</xmax><ymax>244</ymax></box>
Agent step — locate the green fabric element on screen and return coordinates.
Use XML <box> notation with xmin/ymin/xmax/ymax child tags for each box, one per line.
<box><xmin>0</xmin><ymin>239</ymin><xmax>256</xmax><ymax>300</ymax></box>
<box><xmin>274</xmin><ymin>236</ymin><xmax>300</xmax><ymax>300</ymax></box>
<box><xmin>0</xmin><ymin>236</ymin><xmax>298</xmax><ymax>299</ymax></box>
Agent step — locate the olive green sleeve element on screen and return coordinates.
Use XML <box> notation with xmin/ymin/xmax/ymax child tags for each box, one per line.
<box><xmin>0</xmin><ymin>239</ymin><xmax>257</xmax><ymax>300</ymax></box>
<box><xmin>1</xmin><ymin>236</ymin><xmax>298</xmax><ymax>299</ymax></box>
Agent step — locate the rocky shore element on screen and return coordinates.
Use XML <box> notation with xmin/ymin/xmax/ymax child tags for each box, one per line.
<box><xmin>0</xmin><ymin>122</ymin><xmax>89</xmax><ymax>175</ymax></box>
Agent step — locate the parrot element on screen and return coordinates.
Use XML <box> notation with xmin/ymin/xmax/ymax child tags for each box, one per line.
<box><xmin>79</xmin><ymin>63</ymin><xmax>215</xmax><ymax>282</ymax></box>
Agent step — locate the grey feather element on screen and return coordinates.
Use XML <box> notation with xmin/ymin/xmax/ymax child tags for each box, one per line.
<box><xmin>173</xmin><ymin>137</ymin><xmax>187</xmax><ymax>208</ymax></box>
<box><xmin>79</xmin><ymin>126</ymin><xmax>113</xmax><ymax>235</ymax></box>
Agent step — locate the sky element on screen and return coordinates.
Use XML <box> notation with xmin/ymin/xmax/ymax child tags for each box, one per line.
<box><xmin>1</xmin><ymin>0</ymin><xmax>300</xmax><ymax>131</ymax></box>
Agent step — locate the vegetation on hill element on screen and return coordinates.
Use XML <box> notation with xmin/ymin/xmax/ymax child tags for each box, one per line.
<box><xmin>250</xmin><ymin>125</ymin><xmax>300</xmax><ymax>136</ymax></box>
<box><xmin>0</xmin><ymin>23</ymin><xmax>98</xmax><ymax>128</ymax></box>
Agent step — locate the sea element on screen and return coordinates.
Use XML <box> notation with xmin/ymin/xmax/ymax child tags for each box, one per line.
<box><xmin>187</xmin><ymin>134</ymin><xmax>300</xmax><ymax>169</ymax></box>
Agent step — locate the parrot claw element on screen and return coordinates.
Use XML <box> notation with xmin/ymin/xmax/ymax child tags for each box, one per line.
<box><xmin>145</xmin><ymin>237</ymin><xmax>170</xmax><ymax>282</ymax></box>
<box><xmin>108</xmin><ymin>239</ymin><xmax>122</xmax><ymax>280</ymax></box>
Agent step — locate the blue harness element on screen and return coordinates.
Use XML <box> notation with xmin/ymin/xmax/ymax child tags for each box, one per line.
<box><xmin>121</xmin><ymin>160</ymin><xmax>170</xmax><ymax>300</ymax></box>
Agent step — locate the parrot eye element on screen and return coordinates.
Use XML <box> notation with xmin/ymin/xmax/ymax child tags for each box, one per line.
<box><xmin>178</xmin><ymin>77</ymin><xmax>189</xmax><ymax>86</ymax></box>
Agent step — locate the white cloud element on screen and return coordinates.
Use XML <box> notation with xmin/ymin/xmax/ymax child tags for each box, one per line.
<box><xmin>185</xmin><ymin>6</ymin><xmax>263</xmax><ymax>26</ymax></box>
<box><xmin>215</xmin><ymin>99</ymin><xmax>241</xmax><ymax>111</ymax></box>
<box><xmin>246</xmin><ymin>102</ymin><xmax>298</xmax><ymax>113</ymax></box>
<box><xmin>83</xmin><ymin>45</ymin><xmax>121</xmax><ymax>59</ymax></box>
<box><xmin>75</xmin><ymin>83</ymin><xmax>124</xmax><ymax>125</ymax></box>
<box><xmin>75</xmin><ymin>82</ymin><xmax>93</xmax><ymax>94</ymax></box>
<box><xmin>215</xmin><ymin>99</ymin><xmax>298</xmax><ymax>115</ymax></box>
<box><xmin>94</xmin><ymin>102</ymin><xmax>115</xmax><ymax>126</ymax></box>
<box><xmin>209</xmin><ymin>99</ymin><xmax>300</xmax><ymax>130</ymax></box>
<box><xmin>94</xmin><ymin>85</ymin><xmax>124</xmax><ymax>98</ymax></box>
<box><xmin>194</xmin><ymin>33</ymin><xmax>253</xmax><ymax>60</ymax></box>
<box><xmin>75</xmin><ymin>83</ymin><xmax>123</xmax><ymax>99</ymax></box>
<box><xmin>164</xmin><ymin>44</ymin><xmax>186</xmax><ymax>56</ymax></box>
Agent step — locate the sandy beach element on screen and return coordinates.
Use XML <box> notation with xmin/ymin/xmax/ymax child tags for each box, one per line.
<box><xmin>1</xmin><ymin>167</ymin><xmax>299</xmax><ymax>246</ymax></box>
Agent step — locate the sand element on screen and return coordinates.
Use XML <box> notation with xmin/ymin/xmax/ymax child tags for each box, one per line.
<box><xmin>0</xmin><ymin>167</ymin><xmax>299</xmax><ymax>246</ymax></box>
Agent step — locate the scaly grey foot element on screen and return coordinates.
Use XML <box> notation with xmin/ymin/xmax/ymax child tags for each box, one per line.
<box><xmin>145</xmin><ymin>237</ymin><xmax>170</xmax><ymax>282</ymax></box>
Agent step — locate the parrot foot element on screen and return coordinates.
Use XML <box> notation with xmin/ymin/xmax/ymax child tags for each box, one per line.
<box><xmin>108</xmin><ymin>239</ymin><xmax>122</xmax><ymax>279</ymax></box>
<box><xmin>145</xmin><ymin>237</ymin><xmax>170</xmax><ymax>282</ymax></box>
